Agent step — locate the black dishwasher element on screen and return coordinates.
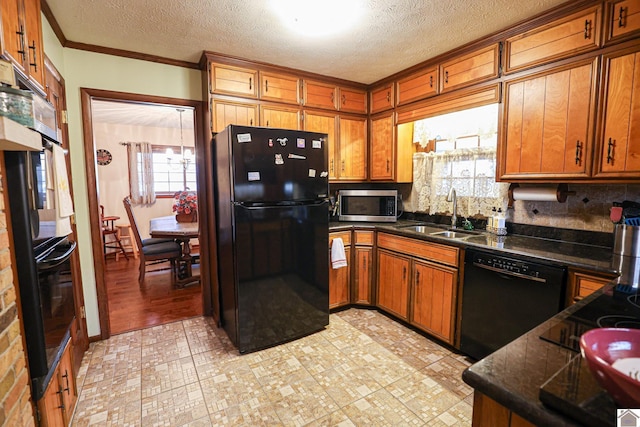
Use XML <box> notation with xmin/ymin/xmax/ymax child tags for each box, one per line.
<box><xmin>460</xmin><ymin>249</ymin><xmax>567</xmax><ymax>360</ymax></box>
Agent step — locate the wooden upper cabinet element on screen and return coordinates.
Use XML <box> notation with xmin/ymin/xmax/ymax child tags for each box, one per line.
<box><xmin>260</xmin><ymin>105</ymin><xmax>300</xmax><ymax>130</ymax></box>
<box><xmin>260</xmin><ymin>71</ymin><xmax>300</xmax><ymax>104</ymax></box>
<box><xmin>606</xmin><ymin>0</ymin><xmax>640</xmax><ymax>43</ymax></box>
<box><xmin>396</xmin><ymin>67</ymin><xmax>438</xmax><ymax>106</ymax></box>
<box><xmin>440</xmin><ymin>44</ymin><xmax>500</xmax><ymax>93</ymax></box>
<box><xmin>595</xmin><ymin>46</ymin><xmax>640</xmax><ymax>177</ymax></box>
<box><xmin>339</xmin><ymin>88</ymin><xmax>367</xmax><ymax>114</ymax></box>
<box><xmin>210</xmin><ymin>63</ymin><xmax>258</xmax><ymax>98</ymax></box>
<box><xmin>501</xmin><ymin>58</ymin><xmax>598</xmax><ymax>179</ymax></box>
<box><xmin>370</xmin><ymin>113</ymin><xmax>395</xmax><ymax>181</ymax></box>
<box><xmin>1</xmin><ymin>0</ymin><xmax>45</xmax><ymax>91</ymax></box>
<box><xmin>212</xmin><ymin>99</ymin><xmax>257</xmax><ymax>133</ymax></box>
<box><xmin>338</xmin><ymin>116</ymin><xmax>367</xmax><ymax>180</ymax></box>
<box><xmin>505</xmin><ymin>5</ymin><xmax>602</xmax><ymax>74</ymax></box>
<box><xmin>304</xmin><ymin>110</ymin><xmax>338</xmax><ymax>179</ymax></box>
<box><xmin>370</xmin><ymin>83</ymin><xmax>394</xmax><ymax>114</ymax></box>
<box><xmin>303</xmin><ymin>80</ymin><xmax>337</xmax><ymax>110</ymax></box>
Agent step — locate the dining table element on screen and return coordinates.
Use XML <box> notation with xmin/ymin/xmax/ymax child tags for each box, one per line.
<box><xmin>149</xmin><ymin>215</ymin><xmax>200</xmax><ymax>287</ymax></box>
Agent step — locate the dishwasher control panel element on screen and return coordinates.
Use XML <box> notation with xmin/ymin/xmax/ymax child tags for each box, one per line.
<box><xmin>472</xmin><ymin>252</ymin><xmax>545</xmax><ymax>279</ymax></box>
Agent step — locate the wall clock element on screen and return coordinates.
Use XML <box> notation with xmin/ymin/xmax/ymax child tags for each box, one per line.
<box><xmin>96</xmin><ymin>149</ymin><xmax>112</xmax><ymax>166</ymax></box>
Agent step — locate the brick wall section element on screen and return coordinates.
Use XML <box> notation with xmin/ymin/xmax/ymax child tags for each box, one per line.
<box><xmin>0</xmin><ymin>155</ymin><xmax>35</xmax><ymax>426</ymax></box>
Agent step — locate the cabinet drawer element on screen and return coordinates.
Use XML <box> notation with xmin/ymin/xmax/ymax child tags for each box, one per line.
<box><xmin>330</xmin><ymin>231</ymin><xmax>351</xmax><ymax>247</ymax></box>
<box><xmin>396</xmin><ymin>68</ymin><xmax>438</xmax><ymax>105</ymax></box>
<box><xmin>370</xmin><ymin>84</ymin><xmax>394</xmax><ymax>113</ymax></box>
<box><xmin>260</xmin><ymin>72</ymin><xmax>300</xmax><ymax>104</ymax></box>
<box><xmin>210</xmin><ymin>63</ymin><xmax>258</xmax><ymax>98</ymax></box>
<box><xmin>339</xmin><ymin>88</ymin><xmax>367</xmax><ymax>114</ymax></box>
<box><xmin>505</xmin><ymin>6</ymin><xmax>601</xmax><ymax>74</ymax></box>
<box><xmin>377</xmin><ymin>233</ymin><xmax>458</xmax><ymax>267</ymax></box>
<box><xmin>440</xmin><ymin>44</ymin><xmax>499</xmax><ymax>93</ymax></box>
<box><xmin>608</xmin><ymin>0</ymin><xmax>640</xmax><ymax>42</ymax></box>
<box><xmin>354</xmin><ymin>230</ymin><xmax>374</xmax><ymax>245</ymax></box>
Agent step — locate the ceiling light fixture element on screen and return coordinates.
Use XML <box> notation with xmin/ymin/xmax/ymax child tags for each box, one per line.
<box><xmin>270</xmin><ymin>0</ymin><xmax>363</xmax><ymax>37</ymax></box>
<box><xmin>166</xmin><ymin>108</ymin><xmax>193</xmax><ymax>172</ymax></box>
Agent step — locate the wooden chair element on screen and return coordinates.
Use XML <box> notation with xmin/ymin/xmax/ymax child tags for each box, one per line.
<box><xmin>100</xmin><ymin>205</ymin><xmax>128</xmax><ymax>260</ymax></box>
<box><xmin>122</xmin><ymin>197</ymin><xmax>182</xmax><ymax>287</ymax></box>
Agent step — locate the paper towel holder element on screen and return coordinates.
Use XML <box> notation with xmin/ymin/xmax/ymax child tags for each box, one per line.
<box><xmin>507</xmin><ymin>183</ymin><xmax>575</xmax><ymax>208</ymax></box>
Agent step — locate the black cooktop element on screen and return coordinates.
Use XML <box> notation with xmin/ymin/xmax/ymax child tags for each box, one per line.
<box><xmin>538</xmin><ymin>286</ymin><xmax>640</xmax><ymax>426</ymax></box>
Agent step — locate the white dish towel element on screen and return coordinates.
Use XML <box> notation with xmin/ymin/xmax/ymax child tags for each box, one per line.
<box><xmin>331</xmin><ymin>237</ymin><xmax>347</xmax><ymax>269</ymax></box>
<box><xmin>52</xmin><ymin>143</ymin><xmax>74</xmax><ymax>237</ymax></box>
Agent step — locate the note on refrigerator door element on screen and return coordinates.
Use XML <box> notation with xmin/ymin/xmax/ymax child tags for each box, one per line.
<box><xmin>248</xmin><ymin>171</ymin><xmax>260</xmax><ymax>181</ymax></box>
<box><xmin>312</xmin><ymin>140</ymin><xmax>322</xmax><ymax>149</ymax></box>
<box><xmin>237</xmin><ymin>133</ymin><xmax>252</xmax><ymax>143</ymax></box>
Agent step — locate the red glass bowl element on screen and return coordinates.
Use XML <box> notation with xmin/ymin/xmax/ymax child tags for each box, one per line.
<box><xmin>579</xmin><ymin>328</ymin><xmax>640</xmax><ymax>407</ymax></box>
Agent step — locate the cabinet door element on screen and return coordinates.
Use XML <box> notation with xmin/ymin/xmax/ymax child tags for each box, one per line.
<box><xmin>502</xmin><ymin>59</ymin><xmax>597</xmax><ymax>179</ymax></box>
<box><xmin>396</xmin><ymin>67</ymin><xmax>438</xmax><ymax>106</ymax></box>
<box><xmin>304</xmin><ymin>110</ymin><xmax>338</xmax><ymax>180</ymax></box>
<box><xmin>505</xmin><ymin>5</ymin><xmax>601</xmax><ymax>73</ymax></box>
<box><xmin>303</xmin><ymin>80</ymin><xmax>337</xmax><ymax>110</ymax></box>
<box><xmin>338</xmin><ymin>88</ymin><xmax>367</xmax><ymax>114</ymax></box>
<box><xmin>354</xmin><ymin>247</ymin><xmax>372</xmax><ymax>305</ymax></box>
<box><xmin>597</xmin><ymin>48</ymin><xmax>640</xmax><ymax>176</ymax></box>
<box><xmin>377</xmin><ymin>250</ymin><xmax>410</xmax><ymax>320</ymax></box>
<box><xmin>440</xmin><ymin>44</ymin><xmax>500</xmax><ymax>93</ymax></box>
<box><xmin>261</xmin><ymin>105</ymin><xmax>300</xmax><ymax>130</ymax></box>
<box><xmin>1</xmin><ymin>0</ymin><xmax>26</xmax><ymax>73</ymax></box>
<box><xmin>23</xmin><ymin>0</ymin><xmax>45</xmax><ymax>89</ymax></box>
<box><xmin>411</xmin><ymin>260</ymin><xmax>457</xmax><ymax>344</ymax></box>
<box><xmin>210</xmin><ymin>63</ymin><xmax>258</xmax><ymax>98</ymax></box>
<box><xmin>370</xmin><ymin>84</ymin><xmax>394</xmax><ymax>114</ymax></box>
<box><xmin>607</xmin><ymin>0</ymin><xmax>640</xmax><ymax>42</ymax></box>
<box><xmin>370</xmin><ymin>113</ymin><xmax>395</xmax><ymax>181</ymax></box>
<box><xmin>212</xmin><ymin>99</ymin><xmax>257</xmax><ymax>132</ymax></box>
<box><xmin>338</xmin><ymin>116</ymin><xmax>367</xmax><ymax>180</ymax></box>
<box><xmin>329</xmin><ymin>238</ymin><xmax>351</xmax><ymax>309</ymax></box>
<box><xmin>260</xmin><ymin>71</ymin><xmax>300</xmax><ymax>104</ymax></box>
<box><xmin>58</xmin><ymin>342</ymin><xmax>77</xmax><ymax>426</ymax></box>
<box><xmin>38</xmin><ymin>372</ymin><xmax>65</xmax><ymax>427</ymax></box>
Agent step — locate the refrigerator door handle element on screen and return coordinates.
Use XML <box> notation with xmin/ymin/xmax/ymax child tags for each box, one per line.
<box><xmin>233</xmin><ymin>200</ymin><xmax>328</xmax><ymax>209</ymax></box>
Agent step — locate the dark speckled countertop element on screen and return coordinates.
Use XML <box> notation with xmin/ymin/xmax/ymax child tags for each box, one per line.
<box><xmin>330</xmin><ymin>220</ymin><xmax>617</xmax><ymax>274</ymax></box>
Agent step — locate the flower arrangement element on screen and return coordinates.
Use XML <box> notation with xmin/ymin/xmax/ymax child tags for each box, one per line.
<box><xmin>172</xmin><ymin>190</ymin><xmax>197</xmax><ymax>215</ymax></box>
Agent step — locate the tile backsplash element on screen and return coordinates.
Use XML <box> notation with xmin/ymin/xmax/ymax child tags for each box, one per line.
<box><xmin>508</xmin><ymin>184</ymin><xmax>640</xmax><ymax>233</ymax></box>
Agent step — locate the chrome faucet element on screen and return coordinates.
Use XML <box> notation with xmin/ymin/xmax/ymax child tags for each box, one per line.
<box><xmin>447</xmin><ymin>187</ymin><xmax>457</xmax><ymax>229</ymax></box>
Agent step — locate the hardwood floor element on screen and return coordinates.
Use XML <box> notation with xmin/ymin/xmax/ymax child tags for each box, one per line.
<box><xmin>105</xmin><ymin>256</ymin><xmax>203</xmax><ymax>335</ymax></box>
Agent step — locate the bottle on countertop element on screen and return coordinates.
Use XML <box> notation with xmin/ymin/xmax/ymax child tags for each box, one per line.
<box><xmin>488</xmin><ymin>207</ymin><xmax>496</xmax><ymax>230</ymax></box>
<box><xmin>495</xmin><ymin>208</ymin><xmax>506</xmax><ymax>229</ymax></box>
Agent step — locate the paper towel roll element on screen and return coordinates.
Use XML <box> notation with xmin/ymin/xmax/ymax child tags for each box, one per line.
<box><xmin>511</xmin><ymin>186</ymin><xmax>563</xmax><ymax>202</ymax></box>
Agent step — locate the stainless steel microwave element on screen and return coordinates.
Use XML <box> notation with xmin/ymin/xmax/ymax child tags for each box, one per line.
<box><xmin>338</xmin><ymin>189</ymin><xmax>398</xmax><ymax>222</ymax></box>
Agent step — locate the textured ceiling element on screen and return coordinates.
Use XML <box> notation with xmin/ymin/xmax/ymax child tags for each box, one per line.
<box><xmin>91</xmin><ymin>100</ymin><xmax>194</xmax><ymax>129</ymax></box>
<box><xmin>46</xmin><ymin>0</ymin><xmax>569</xmax><ymax>85</ymax></box>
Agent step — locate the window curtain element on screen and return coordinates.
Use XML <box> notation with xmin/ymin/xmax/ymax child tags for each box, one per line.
<box><xmin>405</xmin><ymin>147</ymin><xmax>509</xmax><ymax>218</ymax></box>
<box><xmin>127</xmin><ymin>142</ymin><xmax>156</xmax><ymax>205</ymax></box>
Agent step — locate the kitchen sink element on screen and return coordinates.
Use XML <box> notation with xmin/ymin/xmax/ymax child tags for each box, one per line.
<box><xmin>399</xmin><ymin>224</ymin><xmax>482</xmax><ymax>239</ymax></box>
<box><xmin>400</xmin><ymin>225</ymin><xmax>444</xmax><ymax>234</ymax></box>
<box><xmin>430</xmin><ymin>230</ymin><xmax>474</xmax><ymax>239</ymax></box>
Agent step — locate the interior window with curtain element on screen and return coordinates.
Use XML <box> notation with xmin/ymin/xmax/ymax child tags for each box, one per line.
<box><xmin>127</xmin><ymin>142</ymin><xmax>156</xmax><ymax>205</ymax></box>
<box><xmin>404</xmin><ymin>104</ymin><xmax>509</xmax><ymax>217</ymax></box>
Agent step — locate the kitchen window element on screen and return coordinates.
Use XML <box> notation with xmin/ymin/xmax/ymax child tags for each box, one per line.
<box><xmin>405</xmin><ymin>104</ymin><xmax>509</xmax><ymax>217</ymax></box>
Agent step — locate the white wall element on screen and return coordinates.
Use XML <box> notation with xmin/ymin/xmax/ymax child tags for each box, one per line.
<box><xmin>42</xmin><ymin>17</ymin><xmax>203</xmax><ymax>338</ymax></box>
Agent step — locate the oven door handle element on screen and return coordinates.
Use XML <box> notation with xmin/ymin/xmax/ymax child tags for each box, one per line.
<box><xmin>472</xmin><ymin>261</ymin><xmax>547</xmax><ymax>283</ymax></box>
<box><xmin>37</xmin><ymin>241</ymin><xmax>77</xmax><ymax>271</ymax></box>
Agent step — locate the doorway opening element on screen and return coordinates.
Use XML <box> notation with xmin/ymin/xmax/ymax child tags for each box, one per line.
<box><xmin>80</xmin><ymin>89</ymin><xmax>211</xmax><ymax>339</ymax></box>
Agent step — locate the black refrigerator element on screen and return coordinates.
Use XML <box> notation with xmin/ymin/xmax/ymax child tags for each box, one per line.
<box><xmin>214</xmin><ymin>125</ymin><xmax>329</xmax><ymax>353</ymax></box>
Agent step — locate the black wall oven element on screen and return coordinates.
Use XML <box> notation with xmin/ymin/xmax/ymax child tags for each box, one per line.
<box><xmin>5</xmin><ymin>148</ymin><xmax>76</xmax><ymax>399</ymax></box>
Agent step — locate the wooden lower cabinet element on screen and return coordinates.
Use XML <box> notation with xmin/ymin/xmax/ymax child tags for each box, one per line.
<box><xmin>329</xmin><ymin>231</ymin><xmax>351</xmax><ymax>309</ymax></box>
<box><xmin>377</xmin><ymin>249</ymin><xmax>410</xmax><ymax>319</ymax></box>
<box><xmin>353</xmin><ymin>230</ymin><xmax>374</xmax><ymax>305</ymax></box>
<box><xmin>472</xmin><ymin>392</ymin><xmax>535</xmax><ymax>427</ymax></box>
<box><xmin>567</xmin><ymin>268</ymin><xmax>618</xmax><ymax>305</ymax></box>
<box><xmin>39</xmin><ymin>339</ymin><xmax>78</xmax><ymax>426</ymax></box>
<box><xmin>377</xmin><ymin>233</ymin><xmax>460</xmax><ymax>345</ymax></box>
<box><xmin>411</xmin><ymin>260</ymin><xmax>457</xmax><ymax>343</ymax></box>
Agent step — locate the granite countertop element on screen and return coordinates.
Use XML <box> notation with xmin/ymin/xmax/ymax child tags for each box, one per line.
<box><xmin>461</xmin><ymin>285</ymin><xmax>619</xmax><ymax>426</ymax></box>
<box><xmin>330</xmin><ymin>220</ymin><xmax>617</xmax><ymax>274</ymax></box>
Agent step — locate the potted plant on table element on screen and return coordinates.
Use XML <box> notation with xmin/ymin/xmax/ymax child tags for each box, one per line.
<box><xmin>173</xmin><ymin>190</ymin><xmax>198</xmax><ymax>222</ymax></box>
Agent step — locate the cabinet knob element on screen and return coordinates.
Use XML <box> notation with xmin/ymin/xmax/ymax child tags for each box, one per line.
<box><xmin>430</xmin><ymin>75</ymin><xmax>434</xmax><ymax>88</ymax></box>
<box><xmin>16</xmin><ymin>25</ymin><xmax>26</xmax><ymax>61</ymax></box>
<box><xmin>607</xmin><ymin>138</ymin><xmax>615</xmax><ymax>164</ymax></box>
<box><xmin>416</xmin><ymin>270</ymin><xmax>420</xmax><ymax>285</ymax></box>
<box><xmin>618</xmin><ymin>6</ymin><xmax>628</xmax><ymax>28</ymax></box>
<box><xmin>29</xmin><ymin>41</ymin><xmax>37</xmax><ymax>71</ymax></box>
<box><xmin>444</xmin><ymin>71</ymin><xmax>449</xmax><ymax>84</ymax></box>
<box><xmin>249</xmin><ymin>77</ymin><xmax>252</xmax><ymax>90</ymax></box>
<box><xmin>342</xmin><ymin>94</ymin><xmax>346</xmax><ymax>105</ymax></box>
<box><xmin>402</xmin><ymin>266</ymin><xmax>406</xmax><ymax>281</ymax></box>
<box><xmin>386</xmin><ymin>159</ymin><xmax>390</xmax><ymax>173</ymax></box>
<box><xmin>265</xmin><ymin>80</ymin><xmax>269</xmax><ymax>92</ymax></box>
<box><xmin>575</xmin><ymin>140</ymin><xmax>582</xmax><ymax>165</ymax></box>
<box><xmin>584</xmin><ymin>19</ymin><xmax>592</xmax><ymax>39</ymax></box>
<box><xmin>386</xmin><ymin>91</ymin><xmax>390</xmax><ymax>103</ymax></box>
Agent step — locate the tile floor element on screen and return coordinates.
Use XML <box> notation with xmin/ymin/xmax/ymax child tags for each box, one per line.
<box><xmin>71</xmin><ymin>308</ymin><xmax>474</xmax><ymax>426</ymax></box>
